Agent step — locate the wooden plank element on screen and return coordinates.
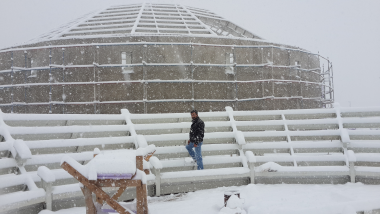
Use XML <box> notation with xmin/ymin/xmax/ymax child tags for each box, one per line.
<box><xmin>95</xmin><ymin>179</ymin><xmax>140</xmax><ymax>187</ymax></box>
<box><xmin>111</xmin><ymin>186</ymin><xmax>127</xmax><ymax>200</ymax></box>
<box><xmin>144</xmin><ymin>151</ymin><xmax>156</xmax><ymax>161</ymax></box>
<box><xmin>142</xmin><ymin>184</ymin><xmax>149</xmax><ymax>214</ymax></box>
<box><xmin>81</xmin><ymin>186</ymin><xmax>96</xmax><ymax>214</ymax></box>
<box><xmin>96</xmin><ymin>194</ymin><xmax>103</xmax><ymax>204</ymax></box>
<box><xmin>136</xmin><ymin>155</ymin><xmax>143</xmax><ymax>171</ymax></box>
<box><xmin>136</xmin><ymin>184</ymin><xmax>144</xmax><ymax>214</ymax></box>
<box><xmin>61</xmin><ymin>162</ymin><xmax>131</xmax><ymax>214</ymax></box>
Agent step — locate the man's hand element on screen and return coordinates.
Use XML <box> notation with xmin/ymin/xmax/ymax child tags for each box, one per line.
<box><xmin>194</xmin><ymin>144</ymin><xmax>198</xmax><ymax>147</ymax></box>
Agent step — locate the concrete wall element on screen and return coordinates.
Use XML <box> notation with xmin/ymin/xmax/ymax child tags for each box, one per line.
<box><xmin>0</xmin><ymin>35</ymin><xmax>322</xmax><ymax>114</ymax></box>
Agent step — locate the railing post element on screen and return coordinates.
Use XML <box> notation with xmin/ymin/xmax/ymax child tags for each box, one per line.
<box><xmin>121</xmin><ymin>109</ymin><xmax>138</xmax><ymax>148</ymax></box>
<box><xmin>349</xmin><ymin>162</ymin><xmax>356</xmax><ymax>183</ymax></box>
<box><xmin>154</xmin><ymin>168</ymin><xmax>161</xmax><ymax>196</ymax></box>
<box><xmin>347</xmin><ymin>150</ymin><xmax>356</xmax><ymax>183</ymax></box>
<box><xmin>14</xmin><ymin>140</ymin><xmax>32</xmax><ymax>167</ymax></box>
<box><xmin>38</xmin><ymin>166</ymin><xmax>55</xmax><ymax>210</ymax></box>
<box><xmin>245</xmin><ymin>151</ymin><xmax>256</xmax><ymax>184</ymax></box>
<box><xmin>248</xmin><ymin>162</ymin><xmax>255</xmax><ymax>184</ymax></box>
<box><xmin>149</xmin><ymin>156</ymin><xmax>162</xmax><ymax>196</ymax></box>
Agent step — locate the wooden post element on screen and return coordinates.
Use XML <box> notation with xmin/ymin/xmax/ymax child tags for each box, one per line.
<box><xmin>142</xmin><ymin>184</ymin><xmax>149</xmax><ymax>214</ymax></box>
<box><xmin>136</xmin><ymin>184</ymin><xmax>144</xmax><ymax>214</ymax></box>
<box><xmin>96</xmin><ymin>194</ymin><xmax>103</xmax><ymax>204</ymax></box>
<box><xmin>61</xmin><ymin>162</ymin><xmax>131</xmax><ymax>214</ymax></box>
<box><xmin>136</xmin><ymin>155</ymin><xmax>146</xmax><ymax>214</ymax></box>
<box><xmin>136</xmin><ymin>155</ymin><xmax>143</xmax><ymax>171</ymax></box>
<box><xmin>81</xmin><ymin>186</ymin><xmax>96</xmax><ymax>214</ymax></box>
<box><xmin>111</xmin><ymin>186</ymin><xmax>127</xmax><ymax>200</ymax></box>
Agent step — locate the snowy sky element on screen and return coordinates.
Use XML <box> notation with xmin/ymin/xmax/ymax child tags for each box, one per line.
<box><xmin>0</xmin><ymin>0</ymin><xmax>379</xmax><ymax>108</ymax></box>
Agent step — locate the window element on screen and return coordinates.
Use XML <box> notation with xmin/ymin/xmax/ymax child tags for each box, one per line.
<box><xmin>121</xmin><ymin>52</ymin><xmax>133</xmax><ymax>74</ymax></box>
<box><xmin>225</xmin><ymin>53</ymin><xmax>234</xmax><ymax>74</ymax></box>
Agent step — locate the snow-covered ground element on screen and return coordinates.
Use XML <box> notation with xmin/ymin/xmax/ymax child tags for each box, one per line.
<box><xmin>40</xmin><ymin>183</ymin><xmax>380</xmax><ymax>214</ymax></box>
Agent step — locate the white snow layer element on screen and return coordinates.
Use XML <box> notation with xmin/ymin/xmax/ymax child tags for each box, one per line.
<box><xmin>61</xmin><ymin>154</ymin><xmax>134</xmax><ymax>180</ymax></box>
<box><xmin>37</xmin><ymin>166</ymin><xmax>56</xmax><ymax>183</ymax></box>
<box><xmin>149</xmin><ymin>156</ymin><xmax>163</xmax><ymax>169</ymax></box>
<box><xmin>255</xmin><ymin>162</ymin><xmax>283</xmax><ymax>172</ymax></box>
<box><xmin>38</xmin><ymin>183</ymin><xmax>380</xmax><ymax>214</ymax></box>
<box><xmin>13</xmin><ymin>140</ymin><xmax>32</xmax><ymax>159</ymax></box>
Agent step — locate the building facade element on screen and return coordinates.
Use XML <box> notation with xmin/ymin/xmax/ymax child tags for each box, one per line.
<box><xmin>0</xmin><ymin>3</ymin><xmax>334</xmax><ymax>114</ymax></box>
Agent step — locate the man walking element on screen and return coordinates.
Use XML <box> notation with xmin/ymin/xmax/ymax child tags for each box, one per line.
<box><xmin>186</xmin><ymin>110</ymin><xmax>205</xmax><ymax>170</ymax></box>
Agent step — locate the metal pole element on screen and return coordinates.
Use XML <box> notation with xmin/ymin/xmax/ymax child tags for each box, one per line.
<box><xmin>261</xmin><ymin>48</ymin><xmax>265</xmax><ymax>98</ymax></box>
<box><xmin>143</xmin><ymin>44</ymin><xmax>147</xmax><ymax>114</ymax></box>
<box><xmin>62</xmin><ymin>48</ymin><xmax>65</xmax><ymax>114</ymax></box>
<box><xmin>190</xmin><ymin>42</ymin><xmax>194</xmax><ymax>110</ymax></box>
<box><xmin>298</xmin><ymin>50</ymin><xmax>303</xmax><ymax>109</ymax></box>
<box><xmin>271</xmin><ymin>46</ymin><xmax>275</xmax><ymax>110</ymax></box>
<box><xmin>11</xmin><ymin>51</ymin><xmax>14</xmax><ymax>113</ymax></box>
<box><xmin>327</xmin><ymin>58</ymin><xmax>333</xmax><ymax>106</ymax></box>
<box><xmin>330</xmin><ymin>60</ymin><xmax>335</xmax><ymax>104</ymax></box>
<box><xmin>233</xmin><ymin>46</ymin><xmax>238</xmax><ymax>110</ymax></box>
<box><xmin>93</xmin><ymin>46</ymin><xmax>96</xmax><ymax>114</ymax></box>
<box><xmin>24</xmin><ymin>51</ymin><xmax>27</xmax><ymax>106</ymax></box>
<box><xmin>49</xmin><ymin>48</ymin><xmax>52</xmax><ymax>113</ymax></box>
<box><xmin>96</xmin><ymin>46</ymin><xmax>100</xmax><ymax>114</ymax></box>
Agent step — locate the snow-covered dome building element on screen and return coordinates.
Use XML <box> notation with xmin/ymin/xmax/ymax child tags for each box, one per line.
<box><xmin>0</xmin><ymin>3</ymin><xmax>333</xmax><ymax>114</ymax></box>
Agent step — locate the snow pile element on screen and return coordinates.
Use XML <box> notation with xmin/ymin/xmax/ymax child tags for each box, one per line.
<box><xmin>132</xmin><ymin>169</ymin><xmax>147</xmax><ymax>184</ymax></box>
<box><xmin>136</xmin><ymin>135</ymin><xmax>148</xmax><ymax>148</ymax></box>
<box><xmin>235</xmin><ymin>131</ymin><xmax>246</xmax><ymax>145</ymax></box>
<box><xmin>37</xmin><ymin>166</ymin><xmax>56</xmax><ymax>183</ymax></box>
<box><xmin>93</xmin><ymin>148</ymin><xmax>100</xmax><ymax>156</ymax></box>
<box><xmin>91</xmin><ymin>153</ymin><xmax>136</xmax><ymax>174</ymax></box>
<box><xmin>136</xmin><ymin>144</ymin><xmax>156</xmax><ymax>157</ymax></box>
<box><xmin>149</xmin><ymin>156</ymin><xmax>163</xmax><ymax>169</ymax></box>
<box><xmin>61</xmin><ymin>150</ymin><xmax>137</xmax><ymax>180</ymax></box>
<box><xmin>13</xmin><ymin>140</ymin><xmax>32</xmax><ymax>159</ymax></box>
<box><xmin>38</xmin><ymin>183</ymin><xmax>380</xmax><ymax>214</ymax></box>
<box><xmin>245</xmin><ymin>151</ymin><xmax>256</xmax><ymax>163</ymax></box>
<box><xmin>219</xmin><ymin>194</ymin><xmax>247</xmax><ymax>214</ymax></box>
<box><xmin>143</xmin><ymin>159</ymin><xmax>150</xmax><ymax>170</ymax></box>
<box><xmin>255</xmin><ymin>162</ymin><xmax>282</xmax><ymax>172</ymax></box>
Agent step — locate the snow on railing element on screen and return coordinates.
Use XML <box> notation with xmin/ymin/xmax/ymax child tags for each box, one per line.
<box><xmin>0</xmin><ymin>104</ymin><xmax>379</xmax><ymax>213</ymax></box>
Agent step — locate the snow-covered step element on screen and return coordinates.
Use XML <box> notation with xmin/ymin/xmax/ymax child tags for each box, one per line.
<box><xmin>253</xmin><ymin>153</ymin><xmax>346</xmax><ymax>167</ymax></box>
<box><xmin>160</xmin><ymin>167</ymin><xmax>250</xmax><ymax>183</ymax></box>
<box><xmin>349</xmin><ymin>140</ymin><xmax>380</xmax><ymax>153</ymax></box>
<box><xmin>244</xmin><ymin>141</ymin><xmax>343</xmax><ymax>154</ymax></box>
<box><xmin>158</xmin><ymin>155</ymin><xmax>244</xmax><ymax>173</ymax></box>
<box><xmin>154</xmin><ymin>144</ymin><xmax>239</xmax><ymax>159</ymax></box>
<box><xmin>354</xmin><ymin>153</ymin><xmax>380</xmax><ymax>166</ymax></box>
<box><xmin>255</xmin><ymin>165</ymin><xmax>349</xmax><ymax>177</ymax></box>
<box><xmin>25</xmin><ymin>136</ymin><xmax>135</xmax><ymax>155</ymax></box>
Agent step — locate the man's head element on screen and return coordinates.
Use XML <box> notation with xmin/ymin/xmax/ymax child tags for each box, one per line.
<box><xmin>190</xmin><ymin>110</ymin><xmax>198</xmax><ymax>120</ymax></box>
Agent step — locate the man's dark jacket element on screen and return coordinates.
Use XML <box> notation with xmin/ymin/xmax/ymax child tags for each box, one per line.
<box><xmin>189</xmin><ymin>117</ymin><xmax>205</xmax><ymax>145</ymax></box>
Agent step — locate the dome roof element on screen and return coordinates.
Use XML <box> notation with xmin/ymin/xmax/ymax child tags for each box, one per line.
<box><xmin>27</xmin><ymin>3</ymin><xmax>262</xmax><ymax>44</ymax></box>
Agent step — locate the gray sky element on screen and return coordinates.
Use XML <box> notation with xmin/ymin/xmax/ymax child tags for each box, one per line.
<box><xmin>1</xmin><ymin>0</ymin><xmax>379</xmax><ymax>107</ymax></box>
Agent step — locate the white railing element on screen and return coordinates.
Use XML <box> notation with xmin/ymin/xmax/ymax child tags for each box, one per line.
<box><xmin>0</xmin><ymin>104</ymin><xmax>379</xmax><ymax>213</ymax></box>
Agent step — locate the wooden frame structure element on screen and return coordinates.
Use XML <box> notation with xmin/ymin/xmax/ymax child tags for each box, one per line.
<box><xmin>61</xmin><ymin>154</ymin><xmax>149</xmax><ymax>214</ymax></box>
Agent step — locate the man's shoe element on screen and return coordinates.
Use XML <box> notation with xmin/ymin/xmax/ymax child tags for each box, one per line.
<box><xmin>184</xmin><ymin>157</ymin><xmax>197</xmax><ymax>166</ymax></box>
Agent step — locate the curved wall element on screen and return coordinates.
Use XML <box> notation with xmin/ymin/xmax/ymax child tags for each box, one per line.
<box><xmin>0</xmin><ymin>36</ymin><xmax>322</xmax><ymax>114</ymax></box>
